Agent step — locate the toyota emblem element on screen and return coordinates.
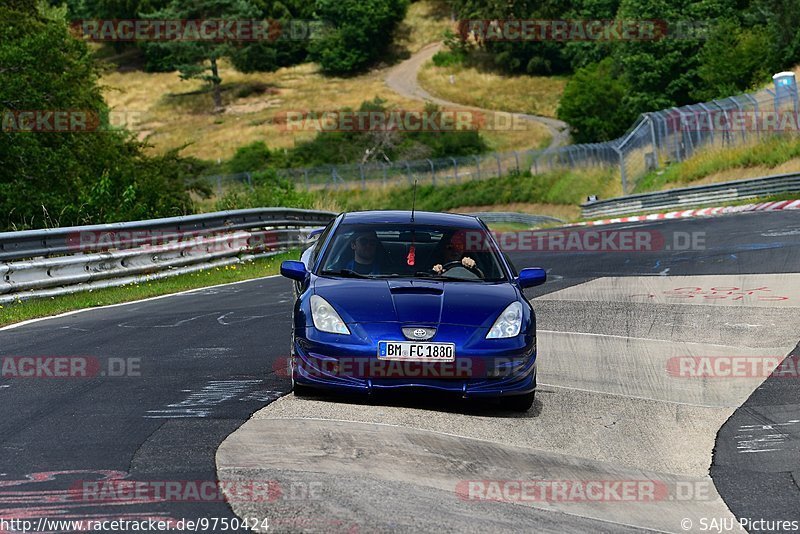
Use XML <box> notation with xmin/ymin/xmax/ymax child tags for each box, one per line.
<box><xmin>413</xmin><ymin>328</ymin><xmax>427</xmax><ymax>338</ymax></box>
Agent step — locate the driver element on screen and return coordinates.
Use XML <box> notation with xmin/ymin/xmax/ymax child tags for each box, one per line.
<box><xmin>345</xmin><ymin>230</ymin><xmax>383</xmax><ymax>275</ymax></box>
<box><xmin>432</xmin><ymin>229</ymin><xmax>477</xmax><ymax>275</ymax></box>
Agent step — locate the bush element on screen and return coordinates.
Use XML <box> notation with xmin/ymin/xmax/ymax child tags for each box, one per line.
<box><xmin>432</xmin><ymin>50</ymin><xmax>464</xmax><ymax>68</ymax></box>
<box><xmin>215</xmin><ymin>170</ymin><xmax>315</xmax><ymax>211</ymax></box>
<box><xmin>229</xmin><ymin>141</ymin><xmax>272</xmax><ymax>174</ymax></box>
<box><xmin>556</xmin><ymin>58</ymin><xmax>635</xmax><ymax>143</ymax></box>
<box><xmin>285</xmin><ymin>99</ymin><xmax>489</xmax><ymax>167</ymax></box>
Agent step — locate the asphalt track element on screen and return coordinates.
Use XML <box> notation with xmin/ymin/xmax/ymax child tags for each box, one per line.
<box><xmin>1</xmin><ymin>210</ymin><xmax>799</xmax><ymax>533</ymax></box>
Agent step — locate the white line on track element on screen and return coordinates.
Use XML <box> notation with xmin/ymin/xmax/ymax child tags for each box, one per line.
<box><xmin>0</xmin><ymin>275</ymin><xmax>281</xmax><ymax>332</ymax></box>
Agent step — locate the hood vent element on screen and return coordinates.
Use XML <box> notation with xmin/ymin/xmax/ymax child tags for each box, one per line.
<box><xmin>389</xmin><ymin>286</ymin><xmax>443</xmax><ymax>296</ymax></box>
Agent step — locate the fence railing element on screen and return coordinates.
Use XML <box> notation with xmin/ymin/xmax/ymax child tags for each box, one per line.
<box><xmin>0</xmin><ymin>208</ymin><xmax>336</xmax><ymax>303</ymax></box>
<box><xmin>202</xmin><ymin>76</ymin><xmax>799</xmax><ymax>196</ymax></box>
<box><xmin>581</xmin><ymin>172</ymin><xmax>800</xmax><ymax>218</ymax></box>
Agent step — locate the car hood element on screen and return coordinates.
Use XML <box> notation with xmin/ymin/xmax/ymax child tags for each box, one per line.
<box><xmin>313</xmin><ymin>277</ymin><xmax>519</xmax><ymax>327</ymax></box>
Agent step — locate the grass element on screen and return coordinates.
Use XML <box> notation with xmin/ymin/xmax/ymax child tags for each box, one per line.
<box><xmin>0</xmin><ymin>250</ymin><xmax>298</xmax><ymax>328</ymax></box>
<box><xmin>316</xmin><ymin>167</ymin><xmax>620</xmax><ymax>221</ymax></box>
<box><xmin>417</xmin><ymin>62</ymin><xmax>567</xmax><ymax>118</ymax></box>
<box><xmin>101</xmin><ymin>61</ymin><xmax>422</xmax><ymax>161</ymax></box>
<box><xmin>634</xmin><ymin>135</ymin><xmax>800</xmax><ymax>193</ymax></box>
<box><xmin>453</xmin><ymin>202</ymin><xmax>582</xmax><ymax>221</ymax></box>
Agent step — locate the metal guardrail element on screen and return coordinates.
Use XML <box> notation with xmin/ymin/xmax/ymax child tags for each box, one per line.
<box><xmin>468</xmin><ymin>212</ymin><xmax>564</xmax><ymax>227</ymax></box>
<box><xmin>0</xmin><ymin>208</ymin><xmax>336</xmax><ymax>303</ymax></box>
<box><xmin>581</xmin><ymin>172</ymin><xmax>800</xmax><ymax>218</ymax></box>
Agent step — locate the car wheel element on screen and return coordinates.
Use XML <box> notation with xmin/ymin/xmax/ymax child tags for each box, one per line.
<box><xmin>292</xmin><ymin>382</ymin><xmax>315</xmax><ymax>397</ymax></box>
<box><xmin>501</xmin><ymin>391</ymin><xmax>535</xmax><ymax>412</ymax></box>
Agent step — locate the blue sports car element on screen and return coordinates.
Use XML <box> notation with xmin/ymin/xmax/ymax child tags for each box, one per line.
<box><xmin>280</xmin><ymin>210</ymin><xmax>546</xmax><ymax>411</ymax></box>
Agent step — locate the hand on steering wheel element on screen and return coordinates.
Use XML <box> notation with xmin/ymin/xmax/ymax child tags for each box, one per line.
<box><xmin>433</xmin><ymin>257</ymin><xmax>484</xmax><ymax>278</ymax></box>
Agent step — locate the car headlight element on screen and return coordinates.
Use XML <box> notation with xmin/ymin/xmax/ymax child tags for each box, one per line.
<box><xmin>486</xmin><ymin>302</ymin><xmax>523</xmax><ymax>339</ymax></box>
<box><xmin>310</xmin><ymin>295</ymin><xmax>350</xmax><ymax>335</ymax></box>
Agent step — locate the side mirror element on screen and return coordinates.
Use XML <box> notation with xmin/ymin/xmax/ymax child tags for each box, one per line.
<box><xmin>281</xmin><ymin>260</ymin><xmax>308</xmax><ymax>281</ymax></box>
<box><xmin>517</xmin><ymin>268</ymin><xmax>546</xmax><ymax>288</ymax></box>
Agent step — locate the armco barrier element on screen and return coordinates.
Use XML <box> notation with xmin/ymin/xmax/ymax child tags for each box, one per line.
<box><xmin>581</xmin><ymin>172</ymin><xmax>800</xmax><ymax>218</ymax></box>
<box><xmin>468</xmin><ymin>212</ymin><xmax>563</xmax><ymax>227</ymax></box>
<box><xmin>0</xmin><ymin>208</ymin><xmax>336</xmax><ymax>303</ymax></box>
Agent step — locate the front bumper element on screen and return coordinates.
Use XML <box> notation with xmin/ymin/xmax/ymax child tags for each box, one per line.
<box><xmin>292</xmin><ymin>323</ymin><xmax>537</xmax><ymax>398</ymax></box>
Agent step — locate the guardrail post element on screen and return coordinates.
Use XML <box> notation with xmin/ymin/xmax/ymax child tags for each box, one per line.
<box><xmin>450</xmin><ymin>157</ymin><xmax>459</xmax><ymax>183</ymax></box>
<box><xmin>473</xmin><ymin>156</ymin><xmax>481</xmax><ymax>180</ymax></box>
<box><xmin>742</xmin><ymin>94</ymin><xmax>760</xmax><ymax>142</ymax></box>
<box><xmin>427</xmin><ymin>159</ymin><xmax>435</xmax><ymax>185</ymax></box>
<box><xmin>359</xmin><ymin>164</ymin><xmax>366</xmax><ymax>190</ymax></box>
<box><xmin>513</xmin><ymin>151</ymin><xmax>520</xmax><ymax>173</ymax></box>
<box><xmin>303</xmin><ymin>169</ymin><xmax>310</xmax><ymax>191</ymax></box>
<box><xmin>405</xmin><ymin>161</ymin><xmax>413</xmax><ymax>185</ymax></box>
<box><xmin>495</xmin><ymin>153</ymin><xmax>502</xmax><ymax>177</ymax></box>
<box><xmin>732</xmin><ymin>96</ymin><xmax>747</xmax><ymax>144</ymax></box>
<box><xmin>697</xmin><ymin>103</ymin><xmax>714</xmax><ymax>146</ymax></box>
<box><xmin>615</xmin><ymin>146</ymin><xmax>628</xmax><ymax>194</ymax></box>
<box><xmin>646</xmin><ymin>114</ymin><xmax>659</xmax><ymax>169</ymax></box>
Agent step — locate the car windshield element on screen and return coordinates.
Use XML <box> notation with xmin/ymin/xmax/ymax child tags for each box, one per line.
<box><xmin>318</xmin><ymin>223</ymin><xmax>508</xmax><ymax>282</ymax></box>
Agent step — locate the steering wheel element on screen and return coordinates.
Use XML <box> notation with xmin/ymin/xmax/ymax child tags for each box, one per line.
<box><xmin>438</xmin><ymin>260</ymin><xmax>485</xmax><ymax>279</ymax></box>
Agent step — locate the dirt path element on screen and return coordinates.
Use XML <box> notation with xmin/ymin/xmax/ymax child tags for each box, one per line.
<box><xmin>385</xmin><ymin>42</ymin><xmax>570</xmax><ymax>150</ymax></box>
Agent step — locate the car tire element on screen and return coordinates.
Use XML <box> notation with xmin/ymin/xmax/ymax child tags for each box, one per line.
<box><xmin>293</xmin><ymin>382</ymin><xmax>315</xmax><ymax>397</ymax></box>
<box><xmin>501</xmin><ymin>391</ymin><xmax>535</xmax><ymax>412</ymax></box>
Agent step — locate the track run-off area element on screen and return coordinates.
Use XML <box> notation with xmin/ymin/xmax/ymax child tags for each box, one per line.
<box><xmin>1</xmin><ymin>210</ymin><xmax>799</xmax><ymax>533</ymax></box>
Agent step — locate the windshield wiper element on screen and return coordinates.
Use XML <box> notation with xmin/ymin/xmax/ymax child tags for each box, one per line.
<box><xmin>413</xmin><ymin>272</ymin><xmax>442</xmax><ymax>280</ymax></box>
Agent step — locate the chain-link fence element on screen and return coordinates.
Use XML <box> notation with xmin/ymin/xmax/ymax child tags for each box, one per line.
<box><xmin>202</xmin><ymin>74</ymin><xmax>799</xmax><ymax>196</ymax></box>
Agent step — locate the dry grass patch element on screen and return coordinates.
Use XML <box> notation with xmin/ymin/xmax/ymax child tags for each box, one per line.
<box><xmin>101</xmin><ymin>58</ymin><xmax>546</xmax><ymax>160</ymax></box>
<box><xmin>102</xmin><ymin>61</ymin><xmax>424</xmax><ymax>161</ymax></box>
<box><xmin>417</xmin><ymin>63</ymin><xmax>567</xmax><ymax>118</ymax></box>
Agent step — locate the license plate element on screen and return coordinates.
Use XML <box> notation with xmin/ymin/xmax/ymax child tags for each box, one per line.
<box><xmin>377</xmin><ymin>341</ymin><xmax>455</xmax><ymax>362</ymax></box>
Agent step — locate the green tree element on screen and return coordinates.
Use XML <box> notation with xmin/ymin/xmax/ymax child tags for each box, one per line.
<box><xmin>142</xmin><ymin>0</ymin><xmax>260</xmax><ymax>111</ymax></box>
<box><xmin>309</xmin><ymin>0</ymin><xmax>409</xmax><ymax>74</ymax></box>
<box><xmin>0</xmin><ymin>2</ymin><xmax>200</xmax><ymax>230</ymax></box>
<box><xmin>693</xmin><ymin>20</ymin><xmax>777</xmax><ymax>100</ymax></box>
<box><xmin>557</xmin><ymin>57</ymin><xmax>635</xmax><ymax>142</ymax></box>
<box><xmin>229</xmin><ymin>0</ymin><xmax>315</xmax><ymax>73</ymax></box>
